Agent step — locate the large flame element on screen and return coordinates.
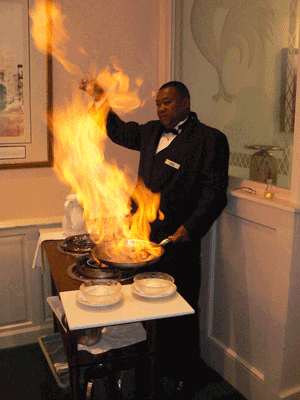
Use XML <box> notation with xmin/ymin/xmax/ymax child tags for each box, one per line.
<box><xmin>30</xmin><ymin>1</ymin><xmax>163</xmax><ymax>262</ymax></box>
<box><xmin>30</xmin><ymin>0</ymin><xmax>81</xmax><ymax>76</ymax></box>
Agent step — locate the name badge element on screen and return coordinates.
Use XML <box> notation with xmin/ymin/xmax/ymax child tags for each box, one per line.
<box><xmin>165</xmin><ymin>159</ymin><xmax>180</xmax><ymax>169</ymax></box>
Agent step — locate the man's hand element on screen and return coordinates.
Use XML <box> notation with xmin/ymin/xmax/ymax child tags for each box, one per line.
<box><xmin>168</xmin><ymin>225</ymin><xmax>190</xmax><ymax>243</ymax></box>
<box><xmin>79</xmin><ymin>78</ymin><xmax>104</xmax><ymax>101</ymax></box>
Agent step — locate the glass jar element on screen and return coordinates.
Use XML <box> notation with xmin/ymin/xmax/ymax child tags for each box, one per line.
<box><xmin>264</xmin><ymin>179</ymin><xmax>274</xmax><ymax>198</ymax></box>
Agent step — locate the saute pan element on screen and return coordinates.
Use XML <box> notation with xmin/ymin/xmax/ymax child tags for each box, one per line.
<box><xmin>92</xmin><ymin>238</ymin><xmax>171</xmax><ymax>269</ymax></box>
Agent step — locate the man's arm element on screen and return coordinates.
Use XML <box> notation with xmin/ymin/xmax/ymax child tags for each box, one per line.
<box><xmin>164</xmin><ymin>129</ymin><xmax>229</xmax><ymax>244</ymax></box>
<box><xmin>182</xmin><ymin>130</ymin><xmax>229</xmax><ymax>239</ymax></box>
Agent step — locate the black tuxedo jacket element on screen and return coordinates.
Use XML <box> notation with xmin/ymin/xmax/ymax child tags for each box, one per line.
<box><xmin>100</xmin><ymin>109</ymin><xmax>229</xmax><ymax>242</ymax></box>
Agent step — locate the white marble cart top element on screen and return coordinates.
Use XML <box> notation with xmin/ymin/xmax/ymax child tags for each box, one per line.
<box><xmin>60</xmin><ymin>284</ymin><xmax>194</xmax><ymax>331</ymax></box>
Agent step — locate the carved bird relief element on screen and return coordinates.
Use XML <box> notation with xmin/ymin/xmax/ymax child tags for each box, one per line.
<box><xmin>191</xmin><ymin>0</ymin><xmax>275</xmax><ymax>102</ymax></box>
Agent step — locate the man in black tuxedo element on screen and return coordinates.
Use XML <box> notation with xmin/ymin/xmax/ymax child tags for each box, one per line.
<box><xmin>81</xmin><ymin>79</ymin><xmax>229</xmax><ymax>398</ymax></box>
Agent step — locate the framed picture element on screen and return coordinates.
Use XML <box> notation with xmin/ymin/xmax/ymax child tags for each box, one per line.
<box><xmin>0</xmin><ymin>0</ymin><xmax>53</xmax><ymax>169</ymax></box>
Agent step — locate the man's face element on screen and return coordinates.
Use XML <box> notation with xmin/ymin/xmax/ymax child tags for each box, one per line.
<box><xmin>156</xmin><ymin>87</ymin><xmax>190</xmax><ymax>129</ymax></box>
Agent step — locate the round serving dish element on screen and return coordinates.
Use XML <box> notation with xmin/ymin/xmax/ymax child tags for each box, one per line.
<box><xmin>133</xmin><ymin>272</ymin><xmax>174</xmax><ymax>296</ymax></box>
<box><xmin>80</xmin><ymin>279</ymin><xmax>121</xmax><ymax>305</ymax></box>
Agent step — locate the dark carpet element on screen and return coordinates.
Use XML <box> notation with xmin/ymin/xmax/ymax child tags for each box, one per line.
<box><xmin>0</xmin><ymin>341</ymin><xmax>247</xmax><ymax>399</ymax></box>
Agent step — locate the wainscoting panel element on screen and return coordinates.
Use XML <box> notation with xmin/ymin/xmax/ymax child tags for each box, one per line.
<box><xmin>200</xmin><ymin>191</ymin><xmax>300</xmax><ymax>400</ymax></box>
<box><xmin>210</xmin><ymin>212</ymin><xmax>276</xmax><ymax>381</ymax></box>
<box><xmin>0</xmin><ymin>219</ymin><xmax>62</xmax><ymax>349</ymax></box>
<box><xmin>0</xmin><ymin>234</ymin><xmax>28</xmax><ymax>326</ymax></box>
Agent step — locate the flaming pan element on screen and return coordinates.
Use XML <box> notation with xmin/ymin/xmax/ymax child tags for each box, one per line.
<box><xmin>92</xmin><ymin>239</ymin><xmax>168</xmax><ymax>269</ymax></box>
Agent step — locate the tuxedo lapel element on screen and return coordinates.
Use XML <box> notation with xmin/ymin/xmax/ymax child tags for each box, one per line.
<box><xmin>151</xmin><ymin>131</ymin><xmax>192</xmax><ymax>192</ymax></box>
<box><xmin>142</xmin><ymin>114</ymin><xmax>201</xmax><ymax>191</ymax></box>
<box><xmin>139</xmin><ymin>125</ymin><xmax>164</xmax><ymax>189</ymax></box>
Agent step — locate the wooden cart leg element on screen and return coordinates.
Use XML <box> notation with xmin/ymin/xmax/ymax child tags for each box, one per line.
<box><xmin>69</xmin><ymin>365</ymin><xmax>82</xmax><ymax>400</ymax></box>
<box><xmin>57</xmin><ymin>323</ymin><xmax>83</xmax><ymax>400</ymax></box>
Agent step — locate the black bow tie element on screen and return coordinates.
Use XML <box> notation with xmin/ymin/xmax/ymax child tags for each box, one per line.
<box><xmin>178</xmin><ymin>118</ymin><xmax>190</xmax><ymax>131</ymax></box>
<box><xmin>165</xmin><ymin>128</ymin><xmax>179</xmax><ymax>135</ymax></box>
<box><xmin>164</xmin><ymin>118</ymin><xmax>190</xmax><ymax>135</ymax></box>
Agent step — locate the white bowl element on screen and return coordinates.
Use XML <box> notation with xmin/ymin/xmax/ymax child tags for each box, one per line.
<box><xmin>80</xmin><ymin>279</ymin><xmax>121</xmax><ymax>304</ymax></box>
<box><xmin>134</xmin><ymin>272</ymin><xmax>174</xmax><ymax>296</ymax></box>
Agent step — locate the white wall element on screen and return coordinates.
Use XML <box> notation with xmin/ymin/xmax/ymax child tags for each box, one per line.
<box><xmin>174</xmin><ymin>0</ymin><xmax>296</xmax><ymax>190</ymax></box>
<box><xmin>0</xmin><ymin>0</ymin><xmax>161</xmax><ymax>222</ymax></box>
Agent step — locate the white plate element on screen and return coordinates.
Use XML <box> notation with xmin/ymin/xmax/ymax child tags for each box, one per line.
<box><xmin>132</xmin><ymin>282</ymin><xmax>177</xmax><ymax>299</ymax></box>
<box><xmin>76</xmin><ymin>290</ymin><xmax>123</xmax><ymax>307</ymax></box>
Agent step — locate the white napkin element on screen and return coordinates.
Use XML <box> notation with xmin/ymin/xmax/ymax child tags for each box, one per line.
<box><xmin>32</xmin><ymin>228</ymin><xmax>67</xmax><ymax>269</ymax></box>
<box><xmin>80</xmin><ymin>323</ymin><xmax>146</xmax><ymax>355</ymax></box>
<box><xmin>47</xmin><ymin>296</ymin><xmax>146</xmax><ymax>354</ymax></box>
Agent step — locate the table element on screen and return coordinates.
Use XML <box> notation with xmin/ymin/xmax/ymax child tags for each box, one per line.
<box><xmin>42</xmin><ymin>240</ymin><xmax>194</xmax><ymax>399</ymax></box>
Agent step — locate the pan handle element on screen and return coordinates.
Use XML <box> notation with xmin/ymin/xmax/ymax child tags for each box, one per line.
<box><xmin>159</xmin><ymin>238</ymin><xmax>173</xmax><ymax>246</ymax></box>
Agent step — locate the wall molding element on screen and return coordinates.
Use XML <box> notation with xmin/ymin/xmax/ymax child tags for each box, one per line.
<box><xmin>0</xmin><ymin>216</ymin><xmax>63</xmax><ymax>230</ymax></box>
<box><xmin>279</xmin><ymin>386</ymin><xmax>300</xmax><ymax>400</ymax></box>
<box><xmin>208</xmin><ymin>334</ymin><xmax>265</xmax><ymax>382</ymax></box>
<box><xmin>158</xmin><ymin>0</ymin><xmax>172</xmax><ymax>86</ymax></box>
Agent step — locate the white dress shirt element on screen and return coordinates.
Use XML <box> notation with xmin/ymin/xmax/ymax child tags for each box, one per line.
<box><xmin>156</xmin><ymin>118</ymin><xmax>188</xmax><ymax>154</ymax></box>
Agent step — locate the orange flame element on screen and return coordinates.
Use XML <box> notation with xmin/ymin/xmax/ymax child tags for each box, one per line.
<box><xmin>30</xmin><ymin>1</ymin><xmax>163</xmax><ymax>261</ymax></box>
<box><xmin>30</xmin><ymin>0</ymin><xmax>81</xmax><ymax>76</ymax></box>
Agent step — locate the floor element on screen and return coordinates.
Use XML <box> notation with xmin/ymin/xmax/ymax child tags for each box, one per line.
<box><xmin>0</xmin><ymin>341</ymin><xmax>247</xmax><ymax>399</ymax></box>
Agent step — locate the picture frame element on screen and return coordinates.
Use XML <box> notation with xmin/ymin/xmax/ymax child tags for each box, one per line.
<box><xmin>0</xmin><ymin>0</ymin><xmax>53</xmax><ymax>169</ymax></box>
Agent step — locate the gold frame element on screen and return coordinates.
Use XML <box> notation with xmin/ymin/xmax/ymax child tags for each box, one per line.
<box><xmin>0</xmin><ymin>0</ymin><xmax>53</xmax><ymax>169</ymax></box>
